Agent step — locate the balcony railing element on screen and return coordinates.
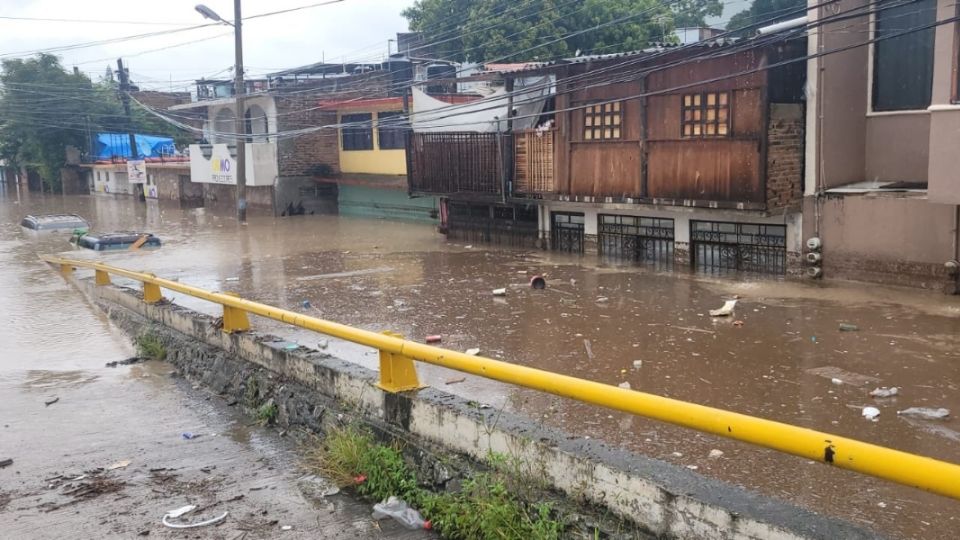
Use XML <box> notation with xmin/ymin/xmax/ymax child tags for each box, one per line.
<box><xmin>409</xmin><ymin>132</ymin><xmax>508</xmax><ymax>195</ymax></box>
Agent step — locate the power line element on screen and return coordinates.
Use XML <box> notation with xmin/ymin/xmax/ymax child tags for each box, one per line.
<box><xmin>0</xmin><ymin>15</ymin><xmax>194</xmax><ymax>26</ymax></box>
<box><xmin>135</xmin><ymin>0</ymin><xmax>940</xmax><ymax>140</ymax></box>
<box><xmin>1</xmin><ymin>0</ymin><xmax>930</xmax><ymax>140</ymax></box>
<box><xmin>0</xmin><ymin>0</ymin><xmax>350</xmax><ymax>59</ymax></box>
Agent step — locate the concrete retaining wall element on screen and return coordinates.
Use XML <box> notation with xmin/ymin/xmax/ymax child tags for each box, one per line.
<box><xmin>85</xmin><ymin>279</ymin><xmax>879</xmax><ymax>540</ymax></box>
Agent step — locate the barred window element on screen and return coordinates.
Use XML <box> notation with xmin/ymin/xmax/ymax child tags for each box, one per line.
<box><xmin>583</xmin><ymin>101</ymin><xmax>622</xmax><ymax>141</ymax></box>
<box><xmin>341</xmin><ymin>113</ymin><xmax>373</xmax><ymax>151</ymax></box>
<box><xmin>681</xmin><ymin>92</ymin><xmax>729</xmax><ymax>137</ymax></box>
<box><xmin>376</xmin><ymin>111</ymin><xmax>406</xmax><ymax>150</ymax></box>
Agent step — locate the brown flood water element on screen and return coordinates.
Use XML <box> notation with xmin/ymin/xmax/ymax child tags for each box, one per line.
<box><xmin>3</xmin><ymin>191</ymin><xmax>959</xmax><ymax>539</ymax></box>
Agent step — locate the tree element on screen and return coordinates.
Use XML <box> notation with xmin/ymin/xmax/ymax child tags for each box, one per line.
<box><xmin>726</xmin><ymin>0</ymin><xmax>806</xmax><ymax>36</ymax></box>
<box><xmin>0</xmin><ymin>55</ymin><xmax>94</xmax><ymax>190</ymax></box>
<box><xmin>402</xmin><ymin>0</ymin><xmax>727</xmax><ymax>62</ymax></box>
<box><xmin>0</xmin><ymin>54</ymin><xmax>188</xmax><ymax>190</ymax></box>
<box><xmin>672</xmin><ymin>0</ymin><xmax>724</xmax><ymax>29</ymax></box>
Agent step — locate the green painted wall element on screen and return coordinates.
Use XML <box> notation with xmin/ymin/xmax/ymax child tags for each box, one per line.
<box><xmin>338</xmin><ymin>184</ymin><xmax>439</xmax><ymax>223</ymax></box>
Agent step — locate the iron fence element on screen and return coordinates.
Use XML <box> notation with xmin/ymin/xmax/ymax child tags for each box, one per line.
<box><xmin>690</xmin><ymin>220</ymin><xmax>786</xmax><ymax>275</ymax></box>
<box><xmin>551</xmin><ymin>212</ymin><xmax>585</xmax><ymax>253</ymax></box>
<box><xmin>598</xmin><ymin>215</ymin><xmax>674</xmax><ymax>266</ymax></box>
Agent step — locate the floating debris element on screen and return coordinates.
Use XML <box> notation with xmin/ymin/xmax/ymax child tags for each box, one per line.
<box><xmin>709</xmin><ymin>300</ymin><xmax>737</xmax><ymax>317</ymax></box>
<box><xmin>898</xmin><ymin>407</ymin><xmax>950</xmax><ymax>420</ymax></box>
<box><xmin>869</xmin><ymin>387</ymin><xmax>899</xmax><ymax>398</ymax></box>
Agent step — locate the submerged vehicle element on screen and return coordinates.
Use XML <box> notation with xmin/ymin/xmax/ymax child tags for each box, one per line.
<box><xmin>20</xmin><ymin>214</ymin><xmax>89</xmax><ymax>234</ymax></box>
<box><xmin>71</xmin><ymin>232</ymin><xmax>162</xmax><ymax>251</ymax></box>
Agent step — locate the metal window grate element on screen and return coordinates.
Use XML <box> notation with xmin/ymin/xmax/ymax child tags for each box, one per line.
<box><xmin>598</xmin><ymin>214</ymin><xmax>674</xmax><ymax>266</ymax></box>
<box><xmin>551</xmin><ymin>212</ymin><xmax>585</xmax><ymax>253</ymax></box>
<box><xmin>691</xmin><ymin>220</ymin><xmax>786</xmax><ymax>275</ymax></box>
<box><xmin>448</xmin><ymin>203</ymin><xmax>538</xmax><ymax>248</ymax></box>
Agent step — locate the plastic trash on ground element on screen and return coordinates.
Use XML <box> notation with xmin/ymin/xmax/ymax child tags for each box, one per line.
<box><xmin>465</xmin><ymin>348</ymin><xmax>481</xmax><ymax>356</ymax></box>
<box><xmin>492</xmin><ymin>288</ymin><xmax>507</xmax><ymax>296</ymax></box>
<box><xmin>162</xmin><ymin>505</ymin><xmax>229</xmax><ymax>529</ymax></box>
<box><xmin>897</xmin><ymin>407</ymin><xmax>950</xmax><ymax>420</ymax></box>
<box><xmin>371</xmin><ymin>496</ymin><xmax>429</xmax><ymax>530</ymax></box>
<box><xmin>709</xmin><ymin>300</ymin><xmax>737</xmax><ymax>317</ymax></box>
<box><xmin>862</xmin><ymin>406</ymin><xmax>880</xmax><ymax>420</ymax></box>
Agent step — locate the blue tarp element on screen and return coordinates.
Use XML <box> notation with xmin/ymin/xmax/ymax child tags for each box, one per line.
<box><xmin>94</xmin><ymin>132</ymin><xmax>176</xmax><ymax>160</ymax></box>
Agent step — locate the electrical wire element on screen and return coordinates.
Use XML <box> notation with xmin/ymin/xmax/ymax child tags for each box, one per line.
<box><xmin>0</xmin><ymin>0</ymin><xmax>934</xmax><ymax>141</ymax></box>
<box><xmin>132</xmin><ymin>0</ymin><xmax>945</xmax><ymax>141</ymax></box>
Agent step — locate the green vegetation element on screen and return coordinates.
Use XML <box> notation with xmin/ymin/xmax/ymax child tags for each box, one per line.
<box><xmin>304</xmin><ymin>427</ymin><xmax>563</xmax><ymax>539</ymax></box>
<box><xmin>135</xmin><ymin>332</ymin><xmax>166</xmax><ymax>360</ymax></box>
<box><xmin>726</xmin><ymin>0</ymin><xmax>806</xmax><ymax>36</ymax></box>
<box><xmin>256</xmin><ymin>402</ymin><xmax>279</xmax><ymax>425</ymax></box>
<box><xmin>244</xmin><ymin>376</ymin><xmax>261</xmax><ymax>408</ymax></box>
<box><xmin>0</xmin><ymin>54</ymin><xmax>188</xmax><ymax>191</ymax></box>
<box><xmin>402</xmin><ymin>0</ymin><xmax>724</xmax><ymax>63</ymax></box>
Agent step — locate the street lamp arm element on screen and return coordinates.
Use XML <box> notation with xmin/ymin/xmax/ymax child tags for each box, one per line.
<box><xmin>195</xmin><ymin>4</ymin><xmax>235</xmax><ymax>26</ymax></box>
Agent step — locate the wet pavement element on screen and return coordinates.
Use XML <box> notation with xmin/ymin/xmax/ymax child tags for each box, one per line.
<box><xmin>2</xmin><ymin>190</ymin><xmax>960</xmax><ymax>538</ymax></box>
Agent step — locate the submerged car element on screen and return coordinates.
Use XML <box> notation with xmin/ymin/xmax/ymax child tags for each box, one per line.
<box><xmin>71</xmin><ymin>232</ymin><xmax>162</xmax><ymax>251</ymax></box>
<box><xmin>20</xmin><ymin>214</ymin><xmax>89</xmax><ymax>234</ymax></box>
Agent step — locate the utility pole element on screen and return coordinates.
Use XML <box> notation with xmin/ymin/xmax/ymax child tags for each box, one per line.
<box><xmin>233</xmin><ymin>0</ymin><xmax>247</xmax><ymax>223</ymax></box>
<box><xmin>116</xmin><ymin>59</ymin><xmax>138</xmax><ymax>162</ymax></box>
<box><xmin>117</xmin><ymin>58</ymin><xmax>145</xmax><ymax>201</ymax></box>
<box><xmin>196</xmin><ymin>1</ymin><xmax>247</xmax><ymax>222</ymax></box>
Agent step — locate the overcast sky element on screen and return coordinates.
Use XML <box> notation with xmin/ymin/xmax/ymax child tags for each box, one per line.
<box><xmin>0</xmin><ymin>0</ymin><xmax>418</xmax><ymax>91</ymax></box>
<box><xmin>0</xmin><ymin>0</ymin><xmax>751</xmax><ymax>92</ymax></box>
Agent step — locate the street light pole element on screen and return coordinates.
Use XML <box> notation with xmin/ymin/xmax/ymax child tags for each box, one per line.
<box><xmin>196</xmin><ymin>2</ymin><xmax>246</xmax><ymax>223</ymax></box>
<box><xmin>232</xmin><ymin>0</ymin><xmax>247</xmax><ymax>223</ymax></box>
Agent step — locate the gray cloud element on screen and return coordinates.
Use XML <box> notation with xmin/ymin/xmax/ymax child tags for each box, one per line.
<box><xmin>0</xmin><ymin>0</ymin><xmax>416</xmax><ymax>90</ymax></box>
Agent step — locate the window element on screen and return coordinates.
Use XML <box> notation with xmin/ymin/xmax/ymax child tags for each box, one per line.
<box><xmin>341</xmin><ymin>113</ymin><xmax>373</xmax><ymax>151</ymax></box>
<box><xmin>873</xmin><ymin>0</ymin><xmax>936</xmax><ymax>111</ymax></box>
<box><xmin>377</xmin><ymin>111</ymin><xmax>406</xmax><ymax>150</ymax></box>
<box><xmin>583</xmin><ymin>102</ymin><xmax>622</xmax><ymax>141</ymax></box>
<box><xmin>682</xmin><ymin>91</ymin><xmax>729</xmax><ymax>137</ymax></box>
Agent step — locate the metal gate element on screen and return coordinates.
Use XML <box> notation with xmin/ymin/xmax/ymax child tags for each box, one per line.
<box><xmin>551</xmin><ymin>212</ymin><xmax>585</xmax><ymax>253</ymax></box>
<box><xmin>598</xmin><ymin>215</ymin><xmax>674</xmax><ymax>266</ymax></box>
<box><xmin>448</xmin><ymin>203</ymin><xmax>537</xmax><ymax>248</ymax></box>
<box><xmin>690</xmin><ymin>220</ymin><xmax>787</xmax><ymax>274</ymax></box>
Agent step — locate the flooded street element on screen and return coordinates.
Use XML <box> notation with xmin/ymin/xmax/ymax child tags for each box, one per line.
<box><xmin>3</xmin><ymin>191</ymin><xmax>960</xmax><ymax>539</ymax></box>
<box><xmin>0</xmin><ymin>190</ymin><xmax>429</xmax><ymax>538</ymax></box>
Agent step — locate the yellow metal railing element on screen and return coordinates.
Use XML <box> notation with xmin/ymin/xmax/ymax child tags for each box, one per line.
<box><xmin>43</xmin><ymin>255</ymin><xmax>960</xmax><ymax>500</ymax></box>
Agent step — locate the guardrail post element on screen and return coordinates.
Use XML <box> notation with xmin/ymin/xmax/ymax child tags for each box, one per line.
<box><xmin>376</xmin><ymin>331</ymin><xmax>422</xmax><ymax>393</ymax></box>
<box><xmin>141</xmin><ymin>273</ymin><xmax>163</xmax><ymax>304</ymax></box>
<box><xmin>59</xmin><ymin>263</ymin><xmax>74</xmax><ymax>277</ymax></box>
<box><xmin>95</xmin><ymin>269</ymin><xmax>111</xmax><ymax>286</ymax></box>
<box><xmin>222</xmin><ymin>293</ymin><xmax>250</xmax><ymax>333</ymax></box>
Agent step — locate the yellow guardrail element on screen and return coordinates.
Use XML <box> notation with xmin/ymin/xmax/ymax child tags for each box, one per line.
<box><xmin>43</xmin><ymin>254</ymin><xmax>960</xmax><ymax>500</ymax></box>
